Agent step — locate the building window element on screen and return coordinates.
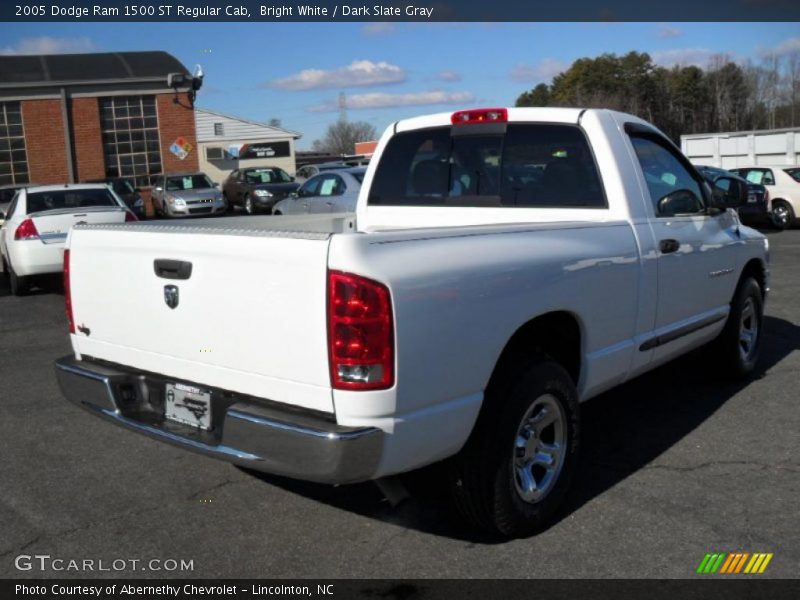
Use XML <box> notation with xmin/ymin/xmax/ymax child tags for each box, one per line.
<box><xmin>213</xmin><ymin>122</ymin><xmax>224</xmax><ymax>136</ymax></box>
<box><xmin>99</xmin><ymin>96</ymin><xmax>162</xmax><ymax>188</ymax></box>
<box><xmin>0</xmin><ymin>101</ymin><xmax>29</xmax><ymax>186</ymax></box>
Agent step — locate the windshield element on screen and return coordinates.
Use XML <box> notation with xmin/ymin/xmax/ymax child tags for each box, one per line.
<box><xmin>27</xmin><ymin>189</ymin><xmax>119</xmax><ymax>214</ymax></box>
<box><xmin>0</xmin><ymin>187</ymin><xmax>20</xmax><ymax>204</ymax></box>
<box><xmin>369</xmin><ymin>124</ymin><xmax>606</xmax><ymax>208</ymax></box>
<box><xmin>166</xmin><ymin>175</ymin><xmax>214</xmax><ymax>191</ymax></box>
<box><xmin>785</xmin><ymin>168</ymin><xmax>800</xmax><ymax>183</ymax></box>
<box><xmin>112</xmin><ymin>180</ymin><xmax>136</xmax><ymax>194</ymax></box>
<box><xmin>244</xmin><ymin>168</ymin><xmax>291</xmax><ymax>184</ymax></box>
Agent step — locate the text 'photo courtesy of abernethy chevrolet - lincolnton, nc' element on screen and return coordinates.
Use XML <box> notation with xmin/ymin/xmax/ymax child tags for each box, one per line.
<box><xmin>51</xmin><ymin>107</ymin><xmax>769</xmax><ymax>538</ymax></box>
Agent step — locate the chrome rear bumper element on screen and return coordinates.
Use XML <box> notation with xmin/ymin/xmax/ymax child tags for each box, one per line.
<box><xmin>55</xmin><ymin>355</ymin><xmax>383</xmax><ymax>484</ymax></box>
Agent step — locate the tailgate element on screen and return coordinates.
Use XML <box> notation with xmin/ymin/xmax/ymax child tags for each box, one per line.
<box><xmin>67</xmin><ymin>218</ymin><xmax>337</xmax><ymax>413</ymax></box>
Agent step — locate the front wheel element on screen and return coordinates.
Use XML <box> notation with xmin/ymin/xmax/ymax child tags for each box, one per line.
<box><xmin>244</xmin><ymin>194</ymin><xmax>256</xmax><ymax>215</ymax></box>
<box><xmin>714</xmin><ymin>277</ymin><xmax>764</xmax><ymax>378</ymax></box>
<box><xmin>450</xmin><ymin>357</ymin><xmax>579</xmax><ymax>538</ymax></box>
<box><xmin>771</xmin><ymin>200</ymin><xmax>794</xmax><ymax>230</ymax></box>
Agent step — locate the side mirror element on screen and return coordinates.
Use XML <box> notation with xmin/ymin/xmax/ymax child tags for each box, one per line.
<box><xmin>657</xmin><ymin>189</ymin><xmax>703</xmax><ymax>217</ymax></box>
<box><xmin>212</xmin><ymin>182</ymin><xmax>219</xmax><ymax>188</ymax></box>
<box><xmin>291</xmin><ymin>192</ymin><xmax>299</xmax><ymax>199</ymax></box>
<box><xmin>290</xmin><ymin>176</ymin><xmax>295</xmax><ymax>182</ymax></box>
<box><xmin>711</xmin><ymin>176</ymin><xmax>747</xmax><ymax>209</ymax></box>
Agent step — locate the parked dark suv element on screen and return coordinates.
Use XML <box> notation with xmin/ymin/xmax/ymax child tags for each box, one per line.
<box><xmin>85</xmin><ymin>177</ymin><xmax>146</xmax><ymax>219</ymax></box>
<box><xmin>222</xmin><ymin>167</ymin><xmax>299</xmax><ymax>215</ymax></box>
<box><xmin>695</xmin><ymin>165</ymin><xmax>773</xmax><ymax>228</ymax></box>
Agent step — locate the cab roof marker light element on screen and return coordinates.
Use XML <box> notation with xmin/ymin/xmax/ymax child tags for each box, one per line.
<box><xmin>451</xmin><ymin>108</ymin><xmax>508</xmax><ymax>125</ymax></box>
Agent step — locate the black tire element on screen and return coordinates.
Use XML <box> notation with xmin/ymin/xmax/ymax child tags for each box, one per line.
<box><xmin>224</xmin><ymin>193</ymin><xmax>234</xmax><ymax>213</ymax></box>
<box><xmin>7</xmin><ymin>259</ymin><xmax>29</xmax><ymax>296</ymax></box>
<box><xmin>449</xmin><ymin>356</ymin><xmax>580</xmax><ymax>538</ymax></box>
<box><xmin>273</xmin><ymin>210</ymin><xmax>282</xmax><ymax>216</ymax></box>
<box><xmin>714</xmin><ymin>276</ymin><xmax>764</xmax><ymax>379</ymax></box>
<box><xmin>771</xmin><ymin>200</ymin><xmax>794</xmax><ymax>230</ymax></box>
<box><xmin>244</xmin><ymin>194</ymin><xmax>256</xmax><ymax>215</ymax></box>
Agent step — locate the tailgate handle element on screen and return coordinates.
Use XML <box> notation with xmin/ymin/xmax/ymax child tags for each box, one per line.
<box><xmin>154</xmin><ymin>259</ymin><xmax>192</xmax><ymax>280</ymax></box>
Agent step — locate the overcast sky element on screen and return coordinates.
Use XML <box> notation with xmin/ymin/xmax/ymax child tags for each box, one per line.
<box><xmin>2</xmin><ymin>22</ymin><xmax>799</xmax><ymax>148</ymax></box>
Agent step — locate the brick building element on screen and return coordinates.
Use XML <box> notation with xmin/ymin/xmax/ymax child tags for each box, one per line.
<box><xmin>0</xmin><ymin>51</ymin><xmax>200</xmax><ymax>214</ymax></box>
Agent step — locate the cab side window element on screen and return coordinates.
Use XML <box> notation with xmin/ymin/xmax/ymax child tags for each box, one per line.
<box><xmin>630</xmin><ymin>136</ymin><xmax>705</xmax><ymax>217</ymax></box>
<box><xmin>317</xmin><ymin>174</ymin><xmax>340</xmax><ymax>197</ymax></box>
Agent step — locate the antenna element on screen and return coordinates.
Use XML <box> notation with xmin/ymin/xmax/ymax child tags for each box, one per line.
<box><xmin>338</xmin><ymin>92</ymin><xmax>347</xmax><ymax>122</ymax></box>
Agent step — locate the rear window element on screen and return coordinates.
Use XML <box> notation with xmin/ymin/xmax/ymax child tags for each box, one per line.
<box><xmin>368</xmin><ymin>124</ymin><xmax>606</xmax><ymax>208</ymax></box>
<box><xmin>785</xmin><ymin>168</ymin><xmax>800</xmax><ymax>183</ymax></box>
<box><xmin>26</xmin><ymin>189</ymin><xmax>119</xmax><ymax>214</ymax></box>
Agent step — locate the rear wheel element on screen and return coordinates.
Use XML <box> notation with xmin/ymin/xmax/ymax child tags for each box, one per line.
<box><xmin>6</xmin><ymin>259</ymin><xmax>29</xmax><ymax>296</ymax></box>
<box><xmin>771</xmin><ymin>200</ymin><xmax>794</xmax><ymax>230</ymax></box>
<box><xmin>273</xmin><ymin>210</ymin><xmax>282</xmax><ymax>216</ymax></box>
<box><xmin>449</xmin><ymin>356</ymin><xmax>579</xmax><ymax>538</ymax></box>
<box><xmin>714</xmin><ymin>276</ymin><xmax>764</xmax><ymax>378</ymax></box>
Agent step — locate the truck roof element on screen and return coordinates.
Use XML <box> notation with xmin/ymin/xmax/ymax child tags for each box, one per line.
<box><xmin>392</xmin><ymin>107</ymin><xmax>652</xmax><ymax>134</ymax></box>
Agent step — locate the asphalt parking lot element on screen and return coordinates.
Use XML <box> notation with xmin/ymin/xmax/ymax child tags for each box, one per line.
<box><xmin>1</xmin><ymin>227</ymin><xmax>798</xmax><ymax>579</ymax></box>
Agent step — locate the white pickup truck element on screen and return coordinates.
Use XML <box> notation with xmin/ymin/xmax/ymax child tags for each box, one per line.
<box><xmin>55</xmin><ymin>108</ymin><xmax>769</xmax><ymax>537</ymax></box>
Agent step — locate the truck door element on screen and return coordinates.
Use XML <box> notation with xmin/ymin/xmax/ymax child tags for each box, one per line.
<box><xmin>627</xmin><ymin>128</ymin><xmax>739</xmax><ymax>360</ymax></box>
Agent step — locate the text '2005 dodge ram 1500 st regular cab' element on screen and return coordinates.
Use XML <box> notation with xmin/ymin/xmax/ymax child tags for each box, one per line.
<box><xmin>55</xmin><ymin>108</ymin><xmax>769</xmax><ymax>537</ymax></box>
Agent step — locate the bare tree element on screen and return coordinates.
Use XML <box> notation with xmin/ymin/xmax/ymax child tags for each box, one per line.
<box><xmin>312</xmin><ymin>120</ymin><xmax>377</xmax><ymax>156</ymax></box>
<box><xmin>786</xmin><ymin>50</ymin><xmax>800</xmax><ymax>127</ymax></box>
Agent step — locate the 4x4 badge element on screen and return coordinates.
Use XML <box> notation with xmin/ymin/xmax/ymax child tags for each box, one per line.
<box><xmin>164</xmin><ymin>285</ymin><xmax>179</xmax><ymax>309</ymax></box>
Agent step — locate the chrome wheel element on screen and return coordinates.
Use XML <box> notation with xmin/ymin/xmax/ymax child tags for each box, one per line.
<box><xmin>739</xmin><ymin>297</ymin><xmax>759</xmax><ymax>363</ymax></box>
<box><xmin>772</xmin><ymin>204</ymin><xmax>790</xmax><ymax>228</ymax></box>
<box><xmin>512</xmin><ymin>394</ymin><xmax>567</xmax><ymax>503</ymax></box>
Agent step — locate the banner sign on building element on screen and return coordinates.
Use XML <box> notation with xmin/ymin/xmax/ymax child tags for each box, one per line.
<box><xmin>238</xmin><ymin>141</ymin><xmax>290</xmax><ymax>160</ymax></box>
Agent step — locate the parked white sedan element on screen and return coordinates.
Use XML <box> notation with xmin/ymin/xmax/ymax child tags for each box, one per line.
<box><xmin>272</xmin><ymin>168</ymin><xmax>365</xmax><ymax>215</ymax></box>
<box><xmin>0</xmin><ymin>183</ymin><xmax>135</xmax><ymax>295</ymax></box>
<box><xmin>730</xmin><ymin>166</ymin><xmax>800</xmax><ymax>228</ymax></box>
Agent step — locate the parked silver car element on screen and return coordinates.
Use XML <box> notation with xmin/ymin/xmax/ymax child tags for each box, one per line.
<box><xmin>151</xmin><ymin>172</ymin><xmax>226</xmax><ymax>218</ymax></box>
<box><xmin>272</xmin><ymin>168</ymin><xmax>365</xmax><ymax>215</ymax></box>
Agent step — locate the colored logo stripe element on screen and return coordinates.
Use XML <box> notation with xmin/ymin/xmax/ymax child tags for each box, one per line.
<box><xmin>699</xmin><ymin>552</ymin><xmax>773</xmax><ymax>574</ymax></box>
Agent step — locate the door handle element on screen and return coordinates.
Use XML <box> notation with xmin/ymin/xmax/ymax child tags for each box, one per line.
<box><xmin>659</xmin><ymin>239</ymin><xmax>680</xmax><ymax>254</ymax></box>
<box><xmin>154</xmin><ymin>259</ymin><xmax>192</xmax><ymax>280</ymax></box>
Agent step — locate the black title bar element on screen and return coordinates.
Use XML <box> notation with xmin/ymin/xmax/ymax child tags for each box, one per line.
<box><xmin>3</xmin><ymin>0</ymin><xmax>800</xmax><ymax>22</ymax></box>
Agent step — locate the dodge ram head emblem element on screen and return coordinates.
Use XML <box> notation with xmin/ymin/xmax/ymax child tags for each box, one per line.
<box><xmin>164</xmin><ymin>285</ymin><xmax>179</xmax><ymax>309</ymax></box>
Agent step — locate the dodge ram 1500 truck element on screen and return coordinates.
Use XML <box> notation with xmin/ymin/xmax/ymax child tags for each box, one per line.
<box><xmin>55</xmin><ymin>108</ymin><xmax>769</xmax><ymax>537</ymax></box>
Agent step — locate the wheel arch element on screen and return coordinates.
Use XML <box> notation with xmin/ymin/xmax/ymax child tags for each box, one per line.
<box><xmin>488</xmin><ymin>311</ymin><xmax>583</xmax><ymax>391</ymax></box>
<box><xmin>738</xmin><ymin>257</ymin><xmax>767</xmax><ymax>300</ymax></box>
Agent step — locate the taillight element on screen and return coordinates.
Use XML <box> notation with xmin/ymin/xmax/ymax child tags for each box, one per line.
<box><xmin>125</xmin><ymin>210</ymin><xmax>138</xmax><ymax>222</ymax></box>
<box><xmin>63</xmin><ymin>249</ymin><xmax>75</xmax><ymax>334</ymax></box>
<box><xmin>328</xmin><ymin>270</ymin><xmax>394</xmax><ymax>390</ymax></box>
<box><xmin>14</xmin><ymin>218</ymin><xmax>39</xmax><ymax>240</ymax></box>
<box><xmin>451</xmin><ymin>107</ymin><xmax>508</xmax><ymax>125</ymax></box>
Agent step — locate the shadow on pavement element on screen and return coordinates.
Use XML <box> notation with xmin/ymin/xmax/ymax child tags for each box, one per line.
<box><xmin>241</xmin><ymin>315</ymin><xmax>800</xmax><ymax>543</ymax></box>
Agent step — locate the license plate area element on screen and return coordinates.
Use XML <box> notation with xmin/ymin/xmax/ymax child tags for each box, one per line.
<box><xmin>165</xmin><ymin>383</ymin><xmax>212</xmax><ymax>430</ymax></box>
